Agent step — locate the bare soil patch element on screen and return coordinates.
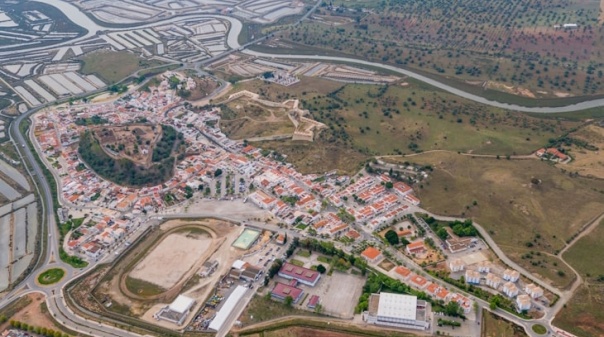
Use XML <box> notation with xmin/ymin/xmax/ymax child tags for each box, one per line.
<box><xmin>128</xmin><ymin>230</ymin><xmax>211</xmax><ymax>290</ymax></box>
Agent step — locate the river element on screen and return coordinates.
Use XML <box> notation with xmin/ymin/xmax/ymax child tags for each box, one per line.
<box><xmin>22</xmin><ymin>0</ymin><xmax>604</xmax><ymax>113</ymax></box>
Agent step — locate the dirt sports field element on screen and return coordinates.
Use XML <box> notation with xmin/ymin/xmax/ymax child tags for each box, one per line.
<box><xmin>129</xmin><ymin>230</ymin><xmax>211</xmax><ymax>289</ymax></box>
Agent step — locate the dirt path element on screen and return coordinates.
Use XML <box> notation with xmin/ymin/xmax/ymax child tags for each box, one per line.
<box><xmin>377</xmin><ymin>149</ymin><xmax>537</xmax><ymax>160</ymax></box>
<box><xmin>232</xmin><ymin>315</ymin><xmax>431</xmax><ymax>336</ymax></box>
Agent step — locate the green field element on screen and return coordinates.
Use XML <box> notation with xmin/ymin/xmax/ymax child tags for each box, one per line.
<box><xmin>554</xmin><ymin>285</ymin><xmax>604</xmax><ymax>337</ymax></box>
<box><xmin>481</xmin><ymin>310</ymin><xmax>528</xmax><ymax>337</ymax></box>
<box><xmin>37</xmin><ymin>268</ymin><xmax>65</xmax><ymax>285</ymax></box>
<box><xmin>124</xmin><ymin>277</ymin><xmax>166</xmax><ymax>297</ymax></box>
<box><xmin>563</xmin><ymin>219</ymin><xmax>604</xmax><ymax>282</ymax></box>
<box><xmin>239</xmin><ymin>295</ymin><xmax>316</xmax><ymax>326</ymax></box>
<box><xmin>80</xmin><ymin>50</ymin><xmax>162</xmax><ymax>84</ymax></box>
<box><xmin>391</xmin><ymin>152</ymin><xmax>604</xmax><ymax>288</ymax></box>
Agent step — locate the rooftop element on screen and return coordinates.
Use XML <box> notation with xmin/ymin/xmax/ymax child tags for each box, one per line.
<box><xmin>376</xmin><ymin>292</ymin><xmax>418</xmax><ymax>321</ymax></box>
<box><xmin>361</xmin><ymin>246</ymin><xmax>382</xmax><ymax>259</ymax></box>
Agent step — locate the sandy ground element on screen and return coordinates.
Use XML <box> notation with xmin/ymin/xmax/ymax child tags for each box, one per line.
<box><xmin>140</xmin><ymin>220</ymin><xmax>243</xmax><ymax>328</ymax></box>
<box><xmin>0</xmin><ymin>294</ymin><xmax>57</xmax><ymax>332</ymax></box>
<box><xmin>130</xmin><ymin>231</ymin><xmax>211</xmax><ymax>289</ymax></box>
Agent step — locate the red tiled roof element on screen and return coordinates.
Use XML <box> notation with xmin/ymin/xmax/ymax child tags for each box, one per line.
<box><xmin>361</xmin><ymin>247</ymin><xmax>381</xmax><ymax>260</ymax></box>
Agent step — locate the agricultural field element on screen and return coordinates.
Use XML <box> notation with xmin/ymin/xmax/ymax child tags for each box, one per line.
<box><xmin>481</xmin><ymin>310</ymin><xmax>528</xmax><ymax>337</ymax></box>
<box><xmin>273</xmin><ymin>0</ymin><xmax>604</xmax><ymax>99</ymax></box>
<box><xmin>553</xmin><ymin>284</ymin><xmax>604</xmax><ymax>337</ymax></box>
<box><xmin>386</xmin><ymin>152</ymin><xmax>604</xmax><ymax>288</ymax></box>
<box><xmin>80</xmin><ymin>50</ymin><xmax>157</xmax><ymax>84</ymax></box>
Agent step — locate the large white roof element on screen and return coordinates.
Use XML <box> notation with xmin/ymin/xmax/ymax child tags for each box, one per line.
<box><xmin>169</xmin><ymin>295</ymin><xmax>195</xmax><ymax>314</ymax></box>
<box><xmin>232</xmin><ymin>260</ymin><xmax>247</xmax><ymax>270</ymax></box>
<box><xmin>377</xmin><ymin>293</ymin><xmax>417</xmax><ymax>321</ymax></box>
<box><xmin>208</xmin><ymin>285</ymin><xmax>248</xmax><ymax>331</ymax></box>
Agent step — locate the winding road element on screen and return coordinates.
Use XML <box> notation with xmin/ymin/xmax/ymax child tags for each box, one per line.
<box><xmin>0</xmin><ymin>0</ymin><xmax>593</xmax><ymax>336</ymax></box>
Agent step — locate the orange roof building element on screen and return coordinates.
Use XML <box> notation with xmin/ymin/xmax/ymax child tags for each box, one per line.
<box><xmin>361</xmin><ymin>246</ymin><xmax>382</xmax><ymax>263</ymax></box>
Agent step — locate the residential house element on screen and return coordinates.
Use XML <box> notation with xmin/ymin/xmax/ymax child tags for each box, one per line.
<box><xmin>361</xmin><ymin>247</ymin><xmax>383</xmax><ymax>264</ymax></box>
<box><xmin>525</xmin><ymin>284</ymin><xmax>544</xmax><ymax>299</ymax></box>
<box><xmin>449</xmin><ymin>259</ymin><xmax>465</xmax><ymax>272</ymax></box>
<box><xmin>503</xmin><ymin>269</ymin><xmax>520</xmax><ymax>282</ymax></box>
<box><xmin>485</xmin><ymin>273</ymin><xmax>501</xmax><ymax>289</ymax></box>
<box><xmin>406</xmin><ymin>241</ymin><xmax>426</xmax><ymax>255</ymax></box>
<box><xmin>503</xmin><ymin>282</ymin><xmax>519</xmax><ymax>297</ymax></box>
<box><xmin>516</xmin><ymin>294</ymin><xmax>531</xmax><ymax>312</ymax></box>
<box><xmin>465</xmin><ymin>270</ymin><xmax>481</xmax><ymax>284</ymax></box>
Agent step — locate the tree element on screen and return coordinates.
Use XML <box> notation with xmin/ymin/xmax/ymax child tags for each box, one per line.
<box><xmin>437</xmin><ymin>227</ymin><xmax>449</xmax><ymax>240</ymax></box>
<box><xmin>316</xmin><ymin>264</ymin><xmax>327</xmax><ymax>274</ymax></box>
<box><xmin>314</xmin><ymin>303</ymin><xmax>323</xmax><ymax>314</ymax></box>
<box><xmin>284</xmin><ymin>295</ymin><xmax>294</xmax><ymax>307</ymax></box>
<box><xmin>444</xmin><ymin>301</ymin><xmax>463</xmax><ymax>317</ymax></box>
<box><xmin>214</xmin><ymin>168</ymin><xmax>223</xmax><ymax>177</ymax></box>
<box><xmin>385</xmin><ymin>230</ymin><xmax>399</xmax><ymax>245</ymax></box>
<box><xmin>385</xmin><ymin>181</ymin><xmax>394</xmax><ymax>189</ymax></box>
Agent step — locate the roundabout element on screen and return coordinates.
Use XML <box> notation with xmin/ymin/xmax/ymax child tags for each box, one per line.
<box><xmin>37</xmin><ymin>268</ymin><xmax>66</xmax><ymax>286</ymax></box>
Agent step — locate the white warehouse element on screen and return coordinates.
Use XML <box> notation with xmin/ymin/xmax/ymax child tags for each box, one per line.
<box><xmin>363</xmin><ymin>293</ymin><xmax>430</xmax><ymax>330</ymax></box>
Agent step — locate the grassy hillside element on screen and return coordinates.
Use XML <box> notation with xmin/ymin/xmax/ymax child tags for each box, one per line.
<box><xmin>388</xmin><ymin>152</ymin><xmax>604</xmax><ymax>288</ymax></box>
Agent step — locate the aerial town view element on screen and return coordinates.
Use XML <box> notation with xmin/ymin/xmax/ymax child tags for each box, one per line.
<box><xmin>0</xmin><ymin>0</ymin><xmax>604</xmax><ymax>337</ymax></box>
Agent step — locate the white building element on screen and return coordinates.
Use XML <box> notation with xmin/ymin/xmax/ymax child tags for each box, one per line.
<box><xmin>525</xmin><ymin>284</ymin><xmax>544</xmax><ymax>299</ymax></box>
<box><xmin>516</xmin><ymin>294</ymin><xmax>531</xmax><ymax>312</ymax></box>
<box><xmin>485</xmin><ymin>273</ymin><xmax>501</xmax><ymax>289</ymax></box>
<box><xmin>449</xmin><ymin>259</ymin><xmax>465</xmax><ymax>272</ymax></box>
<box><xmin>503</xmin><ymin>282</ymin><xmax>519</xmax><ymax>298</ymax></box>
<box><xmin>503</xmin><ymin>269</ymin><xmax>520</xmax><ymax>282</ymax></box>
<box><xmin>477</xmin><ymin>261</ymin><xmax>490</xmax><ymax>273</ymax></box>
<box><xmin>363</xmin><ymin>293</ymin><xmax>430</xmax><ymax>330</ymax></box>
<box><xmin>156</xmin><ymin>295</ymin><xmax>195</xmax><ymax>325</ymax></box>
<box><xmin>465</xmin><ymin>270</ymin><xmax>481</xmax><ymax>284</ymax></box>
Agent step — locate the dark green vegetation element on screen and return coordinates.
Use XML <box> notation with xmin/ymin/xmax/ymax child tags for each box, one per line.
<box><xmin>278</xmin><ymin>0</ymin><xmax>604</xmax><ymax>99</ymax></box>
<box><xmin>421</xmin><ymin>215</ymin><xmax>478</xmax><ymax>240</ymax></box>
<box><xmin>59</xmin><ymin>218</ymin><xmax>85</xmax><ymax>238</ymax></box>
<box><xmin>75</xmin><ymin>116</ymin><xmax>108</xmax><ymax>126</ymax></box>
<box><xmin>37</xmin><ymin>268</ymin><xmax>65</xmax><ymax>285</ymax></box>
<box><xmin>152</xmin><ymin>125</ymin><xmax>181</xmax><ymax>162</ymax></box>
<box><xmin>78</xmin><ymin>126</ymin><xmax>181</xmax><ymax>187</ymax></box>
<box><xmin>391</xmin><ymin>152</ymin><xmax>604</xmax><ymax>289</ymax></box>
